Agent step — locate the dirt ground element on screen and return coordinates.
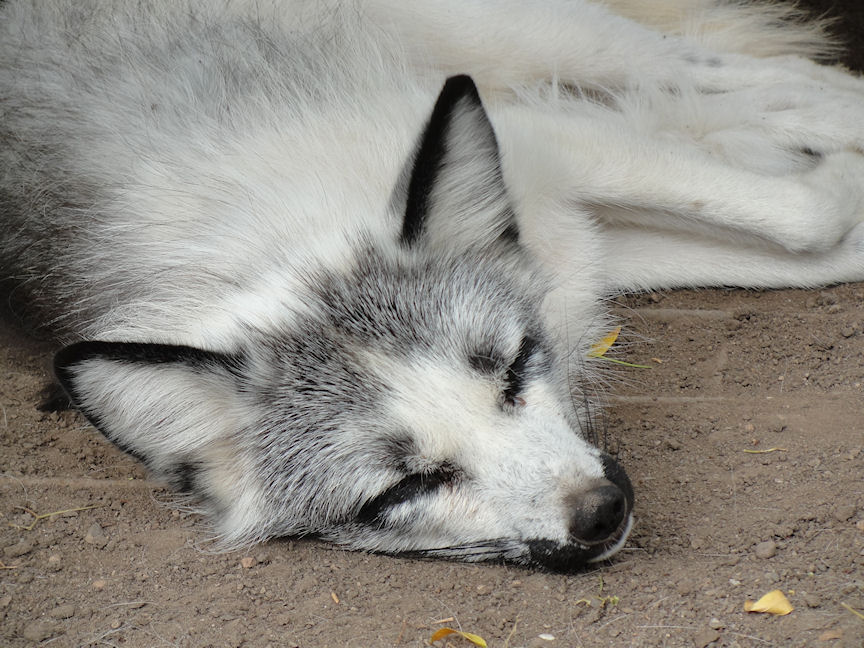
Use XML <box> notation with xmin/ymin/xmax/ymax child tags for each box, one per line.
<box><xmin>2</xmin><ymin>285</ymin><xmax>863</xmax><ymax>648</ymax></box>
<box><xmin>3</xmin><ymin>2</ymin><xmax>864</xmax><ymax>647</ymax></box>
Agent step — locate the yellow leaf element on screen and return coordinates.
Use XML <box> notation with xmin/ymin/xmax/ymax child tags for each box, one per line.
<box><xmin>744</xmin><ymin>589</ymin><xmax>793</xmax><ymax>616</ymax></box>
<box><xmin>588</xmin><ymin>326</ymin><xmax>622</xmax><ymax>358</ymax></box>
<box><xmin>429</xmin><ymin>627</ymin><xmax>488</xmax><ymax>647</ymax></box>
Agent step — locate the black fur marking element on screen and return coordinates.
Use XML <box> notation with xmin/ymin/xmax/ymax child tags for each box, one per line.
<box><xmin>401</xmin><ymin>74</ymin><xmax>486</xmax><ymax>246</ymax></box>
<box><xmin>502</xmin><ymin>336</ymin><xmax>537</xmax><ymax>405</ymax></box>
<box><xmin>55</xmin><ymin>340</ymin><xmax>241</xmax><ymax>374</ymax></box>
<box><xmin>500</xmin><ymin>219</ymin><xmax>520</xmax><ymax>244</ymax></box>
<box><xmin>600</xmin><ymin>452</ymin><xmax>635</xmax><ymax>509</ymax></box>
<box><xmin>380</xmin><ymin>436</ymin><xmax>420</xmax><ymax>467</ymax></box>
<box><xmin>524</xmin><ymin>539</ymin><xmax>599</xmax><ymax>572</ymax></box>
<box><xmin>799</xmin><ymin>146</ymin><xmax>822</xmax><ymax>160</ymax></box>
<box><xmin>357</xmin><ymin>464</ymin><xmax>458</xmax><ymax>524</ymax></box>
<box><xmin>468</xmin><ymin>347</ymin><xmax>503</xmax><ymax>375</ymax></box>
<box><xmin>174</xmin><ymin>460</ymin><xmax>204</xmax><ymax>493</ymax></box>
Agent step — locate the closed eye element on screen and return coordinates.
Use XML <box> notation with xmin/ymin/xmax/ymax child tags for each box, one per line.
<box><xmin>357</xmin><ymin>464</ymin><xmax>458</xmax><ymax>524</ymax></box>
<box><xmin>502</xmin><ymin>336</ymin><xmax>537</xmax><ymax>406</ymax></box>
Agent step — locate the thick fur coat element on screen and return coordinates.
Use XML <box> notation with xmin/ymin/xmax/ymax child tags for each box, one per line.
<box><xmin>1</xmin><ymin>0</ymin><xmax>862</xmax><ymax>570</ymax></box>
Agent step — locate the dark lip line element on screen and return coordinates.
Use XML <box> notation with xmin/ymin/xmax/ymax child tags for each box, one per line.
<box><xmin>372</xmin><ymin>501</ymin><xmax>635</xmax><ymax>569</ymax></box>
<box><xmin>595</xmin><ymin>511</ymin><xmax>633</xmax><ymax>553</ymax></box>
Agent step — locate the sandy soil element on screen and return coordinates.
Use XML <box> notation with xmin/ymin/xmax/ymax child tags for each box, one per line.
<box><xmin>3</xmin><ymin>1</ymin><xmax>864</xmax><ymax>646</ymax></box>
<box><xmin>2</xmin><ymin>285</ymin><xmax>863</xmax><ymax>648</ymax></box>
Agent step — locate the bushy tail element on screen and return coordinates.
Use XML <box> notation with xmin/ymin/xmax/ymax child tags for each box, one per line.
<box><xmin>606</xmin><ymin>0</ymin><xmax>840</xmax><ymax>62</ymax></box>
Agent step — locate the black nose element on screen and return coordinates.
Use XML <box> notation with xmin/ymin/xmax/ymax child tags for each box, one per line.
<box><xmin>567</xmin><ymin>482</ymin><xmax>628</xmax><ymax>544</ymax></box>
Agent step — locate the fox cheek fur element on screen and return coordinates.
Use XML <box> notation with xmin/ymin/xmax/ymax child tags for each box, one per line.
<box><xmin>49</xmin><ymin>75</ymin><xmax>632</xmax><ymax>570</ymax></box>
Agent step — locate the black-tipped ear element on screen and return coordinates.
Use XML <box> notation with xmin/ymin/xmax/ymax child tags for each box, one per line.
<box><xmin>54</xmin><ymin>341</ymin><xmax>245</xmax><ymax>492</ymax></box>
<box><xmin>400</xmin><ymin>75</ymin><xmax>518</xmax><ymax>251</ymax></box>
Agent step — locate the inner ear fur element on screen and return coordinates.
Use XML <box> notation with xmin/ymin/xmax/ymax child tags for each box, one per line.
<box><xmin>54</xmin><ymin>341</ymin><xmax>250</xmax><ymax>493</ymax></box>
<box><xmin>400</xmin><ymin>74</ymin><xmax>519</xmax><ymax>253</ymax></box>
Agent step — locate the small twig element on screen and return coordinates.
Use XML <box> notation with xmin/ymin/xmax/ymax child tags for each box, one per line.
<box><xmin>394</xmin><ymin>619</ymin><xmax>407</xmax><ymax>644</ymax></box>
<box><xmin>502</xmin><ymin>617</ymin><xmax>519</xmax><ymax>648</ymax></box>
<box><xmin>635</xmin><ymin>625</ymin><xmax>698</xmax><ymax>630</ymax></box>
<box><xmin>105</xmin><ymin>601</ymin><xmax>152</xmax><ymax>609</ymax></box>
<box><xmin>9</xmin><ymin>504</ymin><xmax>100</xmax><ymax>531</ymax></box>
<box><xmin>742</xmin><ymin>447</ymin><xmax>787</xmax><ymax>454</ymax></box>
<box><xmin>597</xmin><ymin>613</ymin><xmax>630</xmax><ymax>630</ymax></box>
<box><xmin>725</xmin><ymin>631</ymin><xmax>773</xmax><ymax>644</ymax></box>
<box><xmin>842</xmin><ymin>602</ymin><xmax>864</xmax><ymax>621</ymax></box>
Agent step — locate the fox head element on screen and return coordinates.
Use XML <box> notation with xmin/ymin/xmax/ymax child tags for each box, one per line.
<box><xmin>55</xmin><ymin>76</ymin><xmax>633</xmax><ymax>571</ymax></box>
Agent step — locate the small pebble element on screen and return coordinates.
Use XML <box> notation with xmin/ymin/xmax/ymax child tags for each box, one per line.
<box><xmin>240</xmin><ymin>557</ymin><xmax>256</xmax><ymax>569</ymax></box>
<box><xmin>708</xmin><ymin>618</ymin><xmax>724</xmax><ymax>630</ymax></box>
<box><xmin>692</xmin><ymin>628</ymin><xmax>721</xmax><ymax>648</ymax></box>
<box><xmin>22</xmin><ymin>621</ymin><xmax>56</xmax><ymax>642</ymax></box>
<box><xmin>754</xmin><ymin>540</ymin><xmax>776</xmax><ymax>559</ymax></box>
<box><xmin>46</xmin><ymin>554</ymin><xmax>63</xmax><ymax>572</ymax></box>
<box><xmin>49</xmin><ymin>604</ymin><xmax>76</xmax><ymax>619</ymax></box>
<box><xmin>802</xmin><ymin>593</ymin><xmax>821</xmax><ymax>608</ymax></box>
<box><xmin>84</xmin><ymin>523</ymin><xmax>108</xmax><ymax>548</ymax></box>
<box><xmin>833</xmin><ymin>505</ymin><xmax>856</xmax><ymax>523</ymax></box>
<box><xmin>4</xmin><ymin>538</ymin><xmax>35</xmax><ymax>558</ymax></box>
<box><xmin>92</xmin><ymin>579</ymin><xmax>107</xmax><ymax>591</ymax></box>
<box><xmin>678</xmin><ymin>581</ymin><xmax>696</xmax><ymax>595</ymax></box>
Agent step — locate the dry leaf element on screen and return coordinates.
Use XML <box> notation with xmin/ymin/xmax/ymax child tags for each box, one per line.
<box><xmin>744</xmin><ymin>589</ymin><xmax>793</xmax><ymax>615</ymax></box>
<box><xmin>429</xmin><ymin>627</ymin><xmax>487</xmax><ymax>647</ymax></box>
<box><xmin>588</xmin><ymin>326</ymin><xmax>621</xmax><ymax>358</ymax></box>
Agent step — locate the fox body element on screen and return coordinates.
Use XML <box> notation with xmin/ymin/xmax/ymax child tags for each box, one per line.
<box><xmin>2</xmin><ymin>0</ymin><xmax>863</xmax><ymax>570</ymax></box>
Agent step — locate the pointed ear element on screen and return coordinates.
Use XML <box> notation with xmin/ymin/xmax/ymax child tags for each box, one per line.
<box><xmin>400</xmin><ymin>75</ymin><xmax>518</xmax><ymax>252</ymax></box>
<box><xmin>54</xmin><ymin>341</ymin><xmax>248</xmax><ymax>496</ymax></box>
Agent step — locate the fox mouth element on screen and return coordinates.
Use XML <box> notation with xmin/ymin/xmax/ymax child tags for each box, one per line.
<box><xmin>587</xmin><ymin>511</ymin><xmax>634</xmax><ymax>562</ymax></box>
<box><xmin>520</xmin><ymin>504</ymin><xmax>634</xmax><ymax>572</ymax></box>
<box><xmin>391</xmin><ymin>510</ymin><xmax>635</xmax><ymax>572</ymax></box>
